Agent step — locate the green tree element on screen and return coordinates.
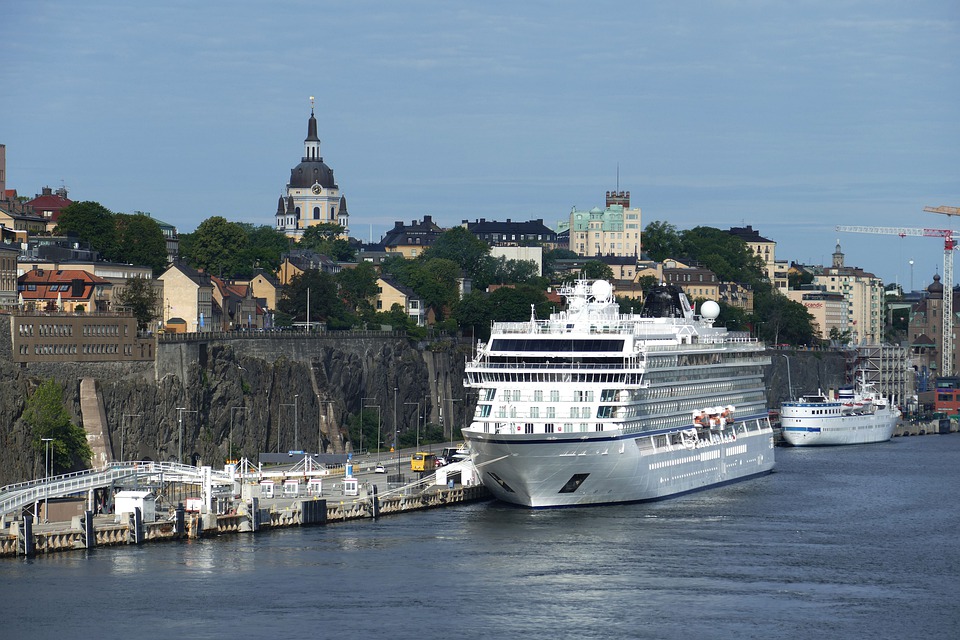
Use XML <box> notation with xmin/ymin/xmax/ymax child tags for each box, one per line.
<box><xmin>642</xmin><ymin>221</ymin><xmax>683</xmax><ymax>262</ymax></box>
<box><xmin>278</xmin><ymin>269</ymin><xmax>353</xmax><ymax>328</ymax></box>
<box><xmin>488</xmin><ymin>285</ymin><xmax>551</xmax><ymax>323</ymax></box>
<box><xmin>299</xmin><ymin>223</ymin><xmax>355</xmax><ymax>261</ymax></box>
<box><xmin>580</xmin><ymin>261</ymin><xmax>614</xmax><ymax>281</ymax></box>
<box><xmin>115</xmin><ymin>276</ymin><xmax>161</xmax><ymax>331</ymax></box>
<box><xmin>680</xmin><ymin>226</ymin><xmax>766</xmax><ymax>286</ymax></box>
<box><xmin>408</xmin><ymin>258</ymin><xmax>462</xmax><ymax>321</ymax></box>
<box><xmin>241</xmin><ymin>224</ymin><xmax>291</xmax><ymax>275</ymax></box>
<box><xmin>752</xmin><ymin>291</ymin><xmax>816</xmax><ymax>345</ymax></box>
<box><xmin>115</xmin><ymin>213</ymin><xmax>168</xmax><ymax>275</ymax></box>
<box><xmin>453</xmin><ymin>290</ymin><xmax>493</xmax><ymax>339</ymax></box>
<box><xmin>422</xmin><ymin>227</ymin><xmax>490</xmax><ymax>281</ymax></box>
<box><xmin>336</xmin><ymin>261</ymin><xmax>380</xmax><ymax>313</ymax></box>
<box><xmin>180</xmin><ymin>216</ymin><xmax>248</xmax><ymax>277</ymax></box>
<box><xmin>55</xmin><ymin>201</ymin><xmax>119</xmax><ymax>261</ymax></box>
<box><xmin>24</xmin><ymin>379</ymin><xmax>92</xmax><ymax>474</ymax></box>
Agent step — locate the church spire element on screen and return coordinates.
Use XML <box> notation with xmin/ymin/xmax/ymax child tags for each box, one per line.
<box><xmin>304</xmin><ymin>96</ymin><xmax>321</xmax><ymax>161</ymax></box>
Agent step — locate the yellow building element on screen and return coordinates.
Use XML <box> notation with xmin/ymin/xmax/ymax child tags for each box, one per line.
<box><xmin>158</xmin><ymin>263</ymin><xmax>214</xmax><ymax>333</ymax></box>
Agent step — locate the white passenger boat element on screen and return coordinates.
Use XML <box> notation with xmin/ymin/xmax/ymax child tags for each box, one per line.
<box><xmin>461</xmin><ymin>280</ymin><xmax>775</xmax><ymax>508</ymax></box>
<box><xmin>780</xmin><ymin>376</ymin><xmax>900</xmax><ymax>446</ymax></box>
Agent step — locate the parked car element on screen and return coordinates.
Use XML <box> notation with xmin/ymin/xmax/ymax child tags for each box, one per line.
<box><xmin>374</xmin><ymin>463</ymin><xmax>386</xmax><ymax>473</ymax></box>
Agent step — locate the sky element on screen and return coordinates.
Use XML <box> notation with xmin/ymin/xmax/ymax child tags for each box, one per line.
<box><xmin>2</xmin><ymin>0</ymin><xmax>958</xmax><ymax>289</ymax></box>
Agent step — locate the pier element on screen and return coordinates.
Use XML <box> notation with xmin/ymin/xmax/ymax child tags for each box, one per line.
<box><xmin>0</xmin><ymin>458</ymin><xmax>489</xmax><ymax>559</ymax></box>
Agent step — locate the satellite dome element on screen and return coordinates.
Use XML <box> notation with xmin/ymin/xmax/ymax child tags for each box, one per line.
<box><xmin>700</xmin><ymin>300</ymin><xmax>720</xmax><ymax>320</ymax></box>
<box><xmin>591</xmin><ymin>280</ymin><xmax>612</xmax><ymax>300</ymax></box>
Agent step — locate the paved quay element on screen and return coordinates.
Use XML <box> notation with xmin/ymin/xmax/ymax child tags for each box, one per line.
<box><xmin>0</xmin><ymin>457</ymin><xmax>489</xmax><ymax>559</ymax></box>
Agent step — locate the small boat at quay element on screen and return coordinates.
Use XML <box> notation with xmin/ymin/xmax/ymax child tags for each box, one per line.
<box><xmin>780</xmin><ymin>375</ymin><xmax>900</xmax><ymax>446</ymax></box>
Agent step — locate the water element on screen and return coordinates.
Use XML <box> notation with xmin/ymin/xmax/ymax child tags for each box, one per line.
<box><xmin>2</xmin><ymin>436</ymin><xmax>959</xmax><ymax>640</ymax></box>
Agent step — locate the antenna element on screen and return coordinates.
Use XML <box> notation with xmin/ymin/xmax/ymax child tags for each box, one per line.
<box><xmin>616</xmin><ymin>163</ymin><xmax>620</xmax><ymax>191</ymax></box>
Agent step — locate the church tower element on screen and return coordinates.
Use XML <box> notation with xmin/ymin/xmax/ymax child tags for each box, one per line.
<box><xmin>275</xmin><ymin>97</ymin><xmax>349</xmax><ymax>238</ymax></box>
<box><xmin>832</xmin><ymin>239</ymin><xmax>844</xmax><ymax>269</ymax></box>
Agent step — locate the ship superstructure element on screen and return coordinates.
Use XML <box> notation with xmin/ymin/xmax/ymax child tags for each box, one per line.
<box><xmin>461</xmin><ymin>280</ymin><xmax>775</xmax><ymax>507</ymax></box>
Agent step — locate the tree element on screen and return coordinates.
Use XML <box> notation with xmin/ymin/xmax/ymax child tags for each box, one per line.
<box><xmin>408</xmin><ymin>258</ymin><xmax>462</xmax><ymax>321</ymax></box>
<box><xmin>241</xmin><ymin>224</ymin><xmax>291</xmax><ymax>275</ymax></box>
<box><xmin>336</xmin><ymin>261</ymin><xmax>380</xmax><ymax>313</ymax></box>
<box><xmin>55</xmin><ymin>201</ymin><xmax>119</xmax><ymax>261</ymax></box>
<box><xmin>642</xmin><ymin>221</ymin><xmax>683</xmax><ymax>262</ymax></box>
<box><xmin>180</xmin><ymin>216</ymin><xmax>248</xmax><ymax>277</ymax></box>
<box><xmin>488</xmin><ymin>285</ymin><xmax>551</xmax><ymax>323</ymax></box>
<box><xmin>580</xmin><ymin>261</ymin><xmax>614</xmax><ymax>281</ymax></box>
<box><xmin>115</xmin><ymin>276</ymin><xmax>161</xmax><ymax>331</ymax></box>
<box><xmin>453</xmin><ymin>290</ymin><xmax>493</xmax><ymax>339</ymax></box>
<box><xmin>299</xmin><ymin>223</ymin><xmax>355</xmax><ymax>261</ymax></box>
<box><xmin>278</xmin><ymin>269</ymin><xmax>352</xmax><ymax>328</ymax></box>
<box><xmin>422</xmin><ymin>227</ymin><xmax>490</xmax><ymax>281</ymax></box>
<box><xmin>680</xmin><ymin>226</ymin><xmax>766</xmax><ymax>286</ymax></box>
<box><xmin>24</xmin><ymin>379</ymin><xmax>92</xmax><ymax>474</ymax></box>
<box><xmin>752</xmin><ymin>291</ymin><xmax>817</xmax><ymax>345</ymax></box>
<box><xmin>115</xmin><ymin>213</ymin><xmax>168</xmax><ymax>275</ymax></box>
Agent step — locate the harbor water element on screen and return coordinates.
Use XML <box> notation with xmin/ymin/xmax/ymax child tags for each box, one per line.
<box><xmin>2</xmin><ymin>435</ymin><xmax>958</xmax><ymax>639</ymax></box>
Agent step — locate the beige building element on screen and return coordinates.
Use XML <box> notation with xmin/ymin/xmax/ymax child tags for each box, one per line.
<box><xmin>236</xmin><ymin>269</ymin><xmax>280</xmax><ymax>312</ymax></box>
<box><xmin>158</xmin><ymin>263</ymin><xmax>214</xmax><ymax>333</ymax></box>
<box><xmin>813</xmin><ymin>242</ymin><xmax>885</xmax><ymax>344</ymax></box>
<box><xmin>568</xmin><ymin>191</ymin><xmax>642</xmax><ymax>259</ymax></box>
<box><xmin>376</xmin><ymin>275</ymin><xmax>426</xmax><ymax>326</ymax></box>
<box><xmin>0</xmin><ymin>243</ymin><xmax>17</xmax><ymax>308</ymax></box>
<box><xmin>727</xmin><ymin>226</ymin><xmax>785</xmax><ymax>290</ymax></box>
<box><xmin>11</xmin><ymin>313</ymin><xmax>154</xmax><ymax>363</ymax></box>
<box><xmin>786</xmin><ymin>289</ymin><xmax>848</xmax><ymax>340</ymax></box>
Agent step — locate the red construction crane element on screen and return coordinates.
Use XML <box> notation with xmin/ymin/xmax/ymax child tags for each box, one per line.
<box><xmin>838</xmin><ymin>205</ymin><xmax>960</xmax><ymax>376</ymax></box>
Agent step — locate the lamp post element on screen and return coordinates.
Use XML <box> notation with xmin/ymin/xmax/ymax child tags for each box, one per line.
<box><xmin>41</xmin><ymin>438</ymin><xmax>53</xmax><ymax>523</ymax></box>
<box><xmin>278</xmin><ymin>404</ymin><xmax>295</xmax><ymax>452</ymax></box>
<box><xmin>294</xmin><ymin>394</ymin><xmax>300</xmax><ymax>450</ymax></box>
<box><xmin>404</xmin><ymin>401</ymin><xmax>420</xmax><ymax>450</ymax></box>
<box><xmin>364</xmin><ymin>403</ymin><xmax>381</xmax><ymax>462</ymax></box>
<box><xmin>176</xmin><ymin>407</ymin><xmax>198</xmax><ymax>465</ymax></box>
<box><xmin>121</xmin><ymin>413</ymin><xmax>141</xmax><ymax>463</ymax></box>
<box><xmin>394</xmin><ymin>387</ymin><xmax>399</xmax><ymax>477</ymax></box>
<box><xmin>229</xmin><ymin>406</ymin><xmax>249</xmax><ymax>463</ymax></box>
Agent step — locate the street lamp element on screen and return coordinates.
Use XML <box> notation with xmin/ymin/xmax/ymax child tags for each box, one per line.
<box><xmin>364</xmin><ymin>403</ymin><xmax>381</xmax><ymax>462</ymax></box>
<box><xmin>120</xmin><ymin>413</ymin><xmax>141</xmax><ymax>463</ymax></box>
<box><xmin>229</xmin><ymin>406</ymin><xmax>249</xmax><ymax>463</ymax></box>
<box><xmin>404</xmin><ymin>401</ymin><xmax>420</xmax><ymax>450</ymax></box>
<box><xmin>176</xmin><ymin>407</ymin><xmax>198</xmax><ymax>465</ymax></box>
<box><xmin>394</xmin><ymin>387</ymin><xmax>400</xmax><ymax>477</ymax></box>
<box><xmin>41</xmin><ymin>438</ymin><xmax>53</xmax><ymax>523</ymax></box>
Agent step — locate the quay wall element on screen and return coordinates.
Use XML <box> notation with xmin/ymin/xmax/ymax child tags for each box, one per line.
<box><xmin>0</xmin><ymin>484</ymin><xmax>490</xmax><ymax>558</ymax></box>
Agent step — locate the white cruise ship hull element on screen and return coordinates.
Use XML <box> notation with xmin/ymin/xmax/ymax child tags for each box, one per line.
<box><xmin>781</xmin><ymin>410</ymin><xmax>898</xmax><ymax>446</ymax></box>
<box><xmin>464</xmin><ymin>417</ymin><xmax>774</xmax><ymax>508</ymax></box>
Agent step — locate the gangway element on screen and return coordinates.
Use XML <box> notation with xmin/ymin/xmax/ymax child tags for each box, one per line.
<box><xmin>0</xmin><ymin>461</ymin><xmax>234</xmax><ymax>522</ymax></box>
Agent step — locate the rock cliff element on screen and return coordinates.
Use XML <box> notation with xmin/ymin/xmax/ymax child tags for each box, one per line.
<box><xmin>0</xmin><ymin>316</ymin><xmax>844</xmax><ymax>486</ymax></box>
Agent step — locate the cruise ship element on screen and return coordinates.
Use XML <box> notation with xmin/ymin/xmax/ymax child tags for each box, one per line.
<box><xmin>780</xmin><ymin>377</ymin><xmax>900</xmax><ymax>446</ymax></box>
<box><xmin>461</xmin><ymin>280</ymin><xmax>775</xmax><ymax>508</ymax></box>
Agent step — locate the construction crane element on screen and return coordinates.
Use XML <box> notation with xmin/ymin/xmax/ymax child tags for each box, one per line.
<box><xmin>838</xmin><ymin>205</ymin><xmax>960</xmax><ymax>377</ymax></box>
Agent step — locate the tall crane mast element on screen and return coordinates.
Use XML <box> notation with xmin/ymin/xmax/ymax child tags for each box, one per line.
<box><xmin>838</xmin><ymin>205</ymin><xmax>960</xmax><ymax>377</ymax></box>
